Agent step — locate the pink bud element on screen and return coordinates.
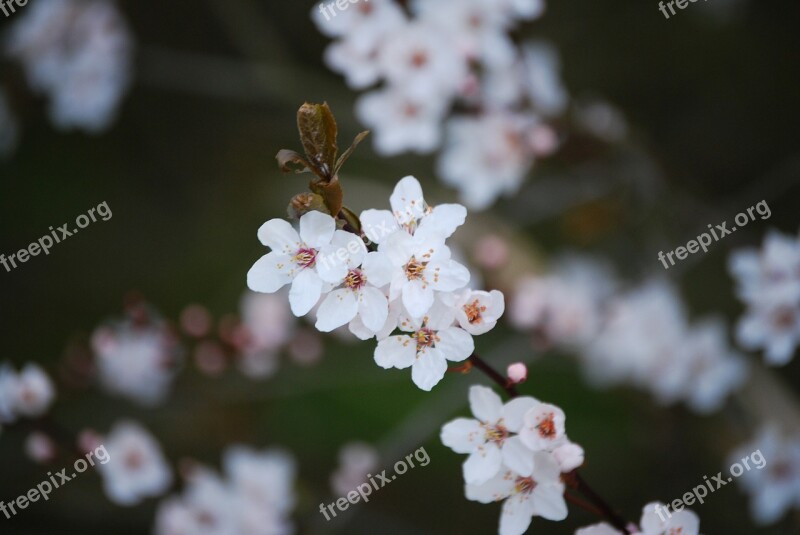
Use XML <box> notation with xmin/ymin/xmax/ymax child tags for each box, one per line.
<box><xmin>507</xmin><ymin>362</ymin><xmax>528</xmax><ymax>384</ymax></box>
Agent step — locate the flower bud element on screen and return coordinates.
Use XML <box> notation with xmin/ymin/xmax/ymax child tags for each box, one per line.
<box><xmin>507</xmin><ymin>362</ymin><xmax>528</xmax><ymax>384</ymax></box>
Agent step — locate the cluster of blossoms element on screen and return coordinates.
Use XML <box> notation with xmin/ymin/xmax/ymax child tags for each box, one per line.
<box><xmin>728</xmin><ymin>425</ymin><xmax>800</xmax><ymax>525</ymax></box>
<box><xmin>312</xmin><ymin>0</ymin><xmax>566</xmax><ymax>209</ymax></box>
<box><xmin>729</xmin><ymin>229</ymin><xmax>800</xmax><ymax>366</ymax></box>
<box><xmin>4</xmin><ymin>0</ymin><xmax>133</xmax><ymax>133</ymax></box>
<box><xmin>248</xmin><ymin>176</ymin><xmax>506</xmax><ymax>391</ymax></box>
<box><xmin>577</xmin><ymin>502</ymin><xmax>700</xmax><ymax>535</ymax></box>
<box><xmin>154</xmin><ymin>445</ymin><xmax>296</xmax><ymax>535</ymax></box>
<box><xmin>0</xmin><ymin>362</ymin><xmax>55</xmax><ymax>432</ymax></box>
<box><xmin>441</xmin><ymin>385</ymin><xmax>584</xmax><ymax>535</ymax></box>
<box><xmin>91</xmin><ymin>306</ymin><xmax>182</xmax><ymax>407</ymax></box>
<box><xmin>510</xmin><ymin>259</ymin><xmax>747</xmax><ymax>414</ymax></box>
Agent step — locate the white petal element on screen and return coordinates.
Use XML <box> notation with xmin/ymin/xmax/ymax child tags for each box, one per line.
<box><xmin>257</xmin><ymin>219</ymin><xmax>300</xmax><ymax>254</ymax></box>
<box><xmin>552</xmin><ymin>442</ymin><xmax>584</xmax><ymax>472</ymax></box>
<box><xmin>465</xmin><ymin>470</ymin><xmax>515</xmax><ymax>504</ymax></box>
<box><xmin>501</xmin><ymin>397</ymin><xmax>539</xmax><ymax>433</ymax></box>
<box><xmin>428</xmin><ymin>260</ymin><xmax>470</xmax><ymax>292</ymax></box>
<box><xmin>639</xmin><ymin>502</ymin><xmax>668</xmax><ymax>533</ymax></box>
<box><xmin>299</xmin><ymin>211</ymin><xmax>335</xmax><ymax>249</ymax></box>
<box><xmin>502</xmin><ymin>436</ymin><xmax>535</xmax><ymax>477</ymax></box>
<box><xmin>499</xmin><ymin>493</ymin><xmax>536</xmax><ymax>535</ymax></box>
<box><xmin>402</xmin><ymin>279</ymin><xmax>435</xmax><ymax>318</ymax></box>
<box><xmin>463</xmin><ymin>443</ymin><xmax>503</xmax><ymax>485</ymax></box>
<box><xmin>469</xmin><ymin>385</ymin><xmax>504</xmax><ymax>423</ymax></box>
<box><xmin>315</xmin><ymin>289</ymin><xmax>358</xmax><ymax>331</ymax></box>
<box><xmin>374</xmin><ymin>335</ymin><xmax>417</xmax><ymax>369</ymax></box>
<box><xmin>359</xmin><ymin>286</ymin><xmax>389</xmax><ymax>332</ymax></box>
<box><xmin>360</xmin><ymin>209</ymin><xmax>399</xmax><ymax>244</ymax></box>
<box><xmin>440</xmin><ymin>418</ymin><xmax>484</xmax><ymax>454</ymax></box>
<box><xmin>436</xmin><ymin>327</ymin><xmax>474</xmax><ymax>362</ymax></box>
<box><xmin>348</xmin><ymin>315</ymin><xmax>376</xmax><ymax>341</ymax></box>
<box><xmin>411</xmin><ymin>348</ymin><xmax>447</xmax><ymax>391</ymax></box>
<box><xmin>247</xmin><ymin>252</ymin><xmax>293</xmax><ymax>293</ymax></box>
<box><xmin>419</xmin><ymin>203</ymin><xmax>466</xmax><ymax>240</ymax></box>
<box><xmin>362</xmin><ymin>252</ymin><xmax>396</xmax><ymax>288</ymax></box>
<box><xmin>390</xmin><ymin>175</ymin><xmax>426</xmax><ymax>225</ymax></box>
<box><xmin>289</xmin><ymin>269</ymin><xmax>324</xmax><ymax>316</ymax></box>
<box><xmin>531</xmin><ymin>481</ymin><xmax>568</xmax><ymax>521</ymax></box>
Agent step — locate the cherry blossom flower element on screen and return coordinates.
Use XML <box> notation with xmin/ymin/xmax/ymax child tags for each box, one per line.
<box><xmin>729</xmin><ymin>425</ymin><xmax>800</xmax><ymax>525</ymax></box>
<box><xmin>98</xmin><ymin>421</ymin><xmax>172</xmax><ymax>506</ymax></box>
<box><xmin>247</xmin><ymin>211</ymin><xmax>342</xmax><ymax>317</ymax></box>
<box><xmin>639</xmin><ymin>501</ymin><xmax>700</xmax><ymax>535</ymax></box>
<box><xmin>374</xmin><ymin>299</ymin><xmax>473</xmax><ymax>390</ymax></box>
<box><xmin>382</xmin><ymin>229</ymin><xmax>470</xmax><ymax>319</ymax></box>
<box><xmin>452</xmin><ymin>289</ymin><xmax>506</xmax><ymax>335</ymax></box>
<box><xmin>466</xmin><ymin>451</ymin><xmax>568</xmax><ymax>535</ymax></box>
<box><xmin>0</xmin><ymin>362</ymin><xmax>56</xmax><ymax>424</ymax></box>
<box><xmin>519</xmin><ymin>402</ymin><xmax>566</xmax><ymax>452</ymax></box>
<box><xmin>441</xmin><ymin>385</ymin><xmax>538</xmax><ymax>484</ymax></box>
<box><xmin>91</xmin><ymin>318</ymin><xmax>179</xmax><ymax>407</ymax></box>
<box><xmin>5</xmin><ymin>0</ymin><xmax>133</xmax><ymax>132</ymax></box>
<box><xmin>360</xmin><ymin>175</ymin><xmax>467</xmax><ymax>245</ymax></box>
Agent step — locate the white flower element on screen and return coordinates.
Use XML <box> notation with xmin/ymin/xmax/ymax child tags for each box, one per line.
<box><xmin>330</xmin><ymin>442</ymin><xmax>380</xmax><ymax>496</ymax></box>
<box><xmin>224</xmin><ymin>446</ymin><xmax>296</xmax><ymax>516</ymax></box>
<box><xmin>437</xmin><ymin>111</ymin><xmax>538</xmax><ymax>210</ymax></box>
<box><xmin>382</xmin><ymin>230</ymin><xmax>470</xmax><ymax>319</ymax></box>
<box><xmin>575</xmin><ymin>524</ymin><xmax>622</xmax><ymax>535</ymax></box>
<box><xmin>98</xmin><ymin>421</ymin><xmax>172</xmax><ymax>506</ymax></box>
<box><xmin>729</xmin><ymin>425</ymin><xmax>800</xmax><ymax>525</ymax></box>
<box><xmin>640</xmin><ymin>501</ymin><xmax>700</xmax><ymax>535</ymax></box>
<box><xmin>441</xmin><ymin>385</ymin><xmax>538</xmax><ymax>484</ymax></box>
<box><xmin>519</xmin><ymin>402</ymin><xmax>567</xmax><ymax>452</ymax></box>
<box><xmin>356</xmin><ymin>87</ymin><xmax>448</xmax><ymax>155</ymax></box>
<box><xmin>247</xmin><ymin>211</ymin><xmax>343</xmax><ymax>317</ymax></box>
<box><xmin>13</xmin><ymin>363</ymin><xmax>56</xmax><ymax>418</ymax></box>
<box><xmin>315</xmin><ymin>239</ymin><xmax>395</xmax><ymax>334</ymax></box>
<box><xmin>466</xmin><ymin>452</ymin><xmax>568</xmax><ymax>535</ymax></box>
<box><xmin>360</xmin><ymin>175</ymin><xmax>467</xmax><ymax>245</ymax></box>
<box><xmin>92</xmin><ymin>320</ymin><xmax>179</xmax><ymax>406</ymax></box>
<box><xmin>452</xmin><ymin>289</ymin><xmax>506</xmax><ymax>335</ymax></box>
<box><xmin>375</xmin><ymin>299</ymin><xmax>473</xmax><ymax>390</ymax></box>
<box><xmin>378</xmin><ymin>21</ymin><xmax>468</xmax><ymax>100</ymax></box>
<box><xmin>5</xmin><ymin>0</ymin><xmax>133</xmax><ymax>132</ymax></box>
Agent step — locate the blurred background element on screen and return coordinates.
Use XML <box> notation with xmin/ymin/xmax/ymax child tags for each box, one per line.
<box><xmin>1</xmin><ymin>0</ymin><xmax>799</xmax><ymax>533</ymax></box>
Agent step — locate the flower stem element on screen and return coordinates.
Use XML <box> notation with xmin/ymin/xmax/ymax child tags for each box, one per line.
<box><xmin>467</xmin><ymin>354</ymin><xmax>518</xmax><ymax>398</ymax></box>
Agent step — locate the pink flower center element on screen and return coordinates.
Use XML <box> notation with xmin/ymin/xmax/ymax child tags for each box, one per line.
<box><xmin>514</xmin><ymin>476</ymin><xmax>537</xmax><ymax>495</ymax></box>
<box><xmin>405</xmin><ymin>256</ymin><xmax>427</xmax><ymax>281</ymax></box>
<box><xmin>410</xmin><ymin>50</ymin><xmax>428</xmax><ymax>68</ymax></box>
<box><xmin>483</xmin><ymin>422</ymin><xmax>509</xmax><ymax>445</ymax></box>
<box><xmin>464</xmin><ymin>299</ymin><xmax>487</xmax><ymax>324</ymax></box>
<box><xmin>536</xmin><ymin>413</ymin><xmax>557</xmax><ymax>439</ymax></box>
<box><xmin>772</xmin><ymin>306</ymin><xmax>796</xmax><ymax>329</ymax></box>
<box><xmin>293</xmin><ymin>248</ymin><xmax>316</xmax><ymax>269</ymax></box>
<box><xmin>415</xmin><ymin>328</ymin><xmax>438</xmax><ymax>350</ymax></box>
<box><xmin>344</xmin><ymin>269</ymin><xmax>367</xmax><ymax>290</ymax></box>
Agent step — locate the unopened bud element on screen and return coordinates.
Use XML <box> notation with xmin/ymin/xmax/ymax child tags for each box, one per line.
<box><xmin>287</xmin><ymin>192</ymin><xmax>329</xmax><ymax>219</ymax></box>
<box><xmin>507</xmin><ymin>362</ymin><xmax>527</xmax><ymax>384</ymax></box>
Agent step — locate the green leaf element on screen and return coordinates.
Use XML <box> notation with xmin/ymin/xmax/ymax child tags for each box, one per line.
<box><xmin>297</xmin><ymin>102</ymin><xmax>338</xmax><ymax>179</ymax></box>
<box><xmin>334</xmin><ymin>130</ymin><xmax>370</xmax><ymax>176</ymax></box>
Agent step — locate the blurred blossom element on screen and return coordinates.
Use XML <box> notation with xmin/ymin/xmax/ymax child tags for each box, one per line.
<box><xmin>0</xmin><ymin>362</ymin><xmax>56</xmax><ymax>426</ymax></box>
<box><xmin>729</xmin><ymin>229</ymin><xmax>800</xmax><ymax>366</ymax></box>
<box><xmin>5</xmin><ymin>0</ymin><xmax>133</xmax><ymax>132</ymax></box>
<box><xmin>314</xmin><ymin>0</ymin><xmax>566</xmax><ymax>210</ymax></box>
<box><xmin>193</xmin><ymin>340</ymin><xmax>228</xmax><ymax>377</ymax></box>
<box><xmin>474</xmin><ymin>234</ymin><xmax>511</xmax><ymax>271</ymax></box>
<box><xmin>234</xmin><ymin>291</ymin><xmax>296</xmax><ymax>379</ymax></box>
<box><xmin>91</xmin><ymin>314</ymin><xmax>181</xmax><ymax>407</ymax></box>
<box><xmin>98</xmin><ymin>421</ymin><xmax>172</xmax><ymax>506</ymax></box>
<box><xmin>24</xmin><ymin>431</ymin><xmax>57</xmax><ymax>464</ymax></box>
<box><xmin>0</xmin><ymin>88</ymin><xmax>19</xmax><ymax>157</ymax></box>
<box><xmin>573</xmin><ymin>99</ymin><xmax>629</xmax><ymax>143</ymax></box>
<box><xmin>330</xmin><ymin>441</ymin><xmax>380</xmax><ymax>497</ymax></box>
<box><xmin>154</xmin><ymin>446</ymin><xmax>296</xmax><ymax>535</ymax></box>
<box><xmin>179</xmin><ymin>304</ymin><xmax>213</xmax><ymax>338</ymax></box>
<box><xmin>287</xmin><ymin>328</ymin><xmax>324</xmax><ymax>366</ymax></box>
<box><xmin>729</xmin><ymin>425</ymin><xmax>800</xmax><ymax>525</ymax></box>
<box><xmin>511</xmin><ymin>258</ymin><xmax>745</xmax><ymax>414</ymax></box>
